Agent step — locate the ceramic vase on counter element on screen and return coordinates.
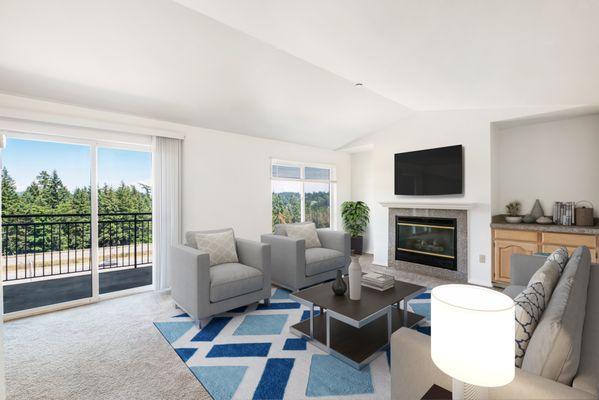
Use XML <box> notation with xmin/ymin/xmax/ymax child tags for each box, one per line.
<box><xmin>348</xmin><ymin>255</ymin><xmax>362</xmax><ymax>300</ymax></box>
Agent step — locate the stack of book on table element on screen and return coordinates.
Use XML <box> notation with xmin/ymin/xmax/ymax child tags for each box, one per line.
<box><xmin>361</xmin><ymin>272</ymin><xmax>395</xmax><ymax>291</ymax></box>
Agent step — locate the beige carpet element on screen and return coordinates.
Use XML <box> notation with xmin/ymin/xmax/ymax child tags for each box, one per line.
<box><xmin>4</xmin><ymin>254</ymin><xmax>447</xmax><ymax>400</ymax></box>
<box><xmin>4</xmin><ymin>291</ymin><xmax>212</xmax><ymax>400</ymax></box>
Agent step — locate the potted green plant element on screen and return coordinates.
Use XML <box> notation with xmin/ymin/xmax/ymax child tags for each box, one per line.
<box><xmin>341</xmin><ymin>201</ymin><xmax>370</xmax><ymax>254</ymax></box>
<box><xmin>505</xmin><ymin>201</ymin><xmax>522</xmax><ymax>223</ymax></box>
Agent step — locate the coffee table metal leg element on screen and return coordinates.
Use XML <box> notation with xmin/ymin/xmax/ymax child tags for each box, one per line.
<box><xmin>309</xmin><ymin>304</ymin><xmax>314</xmax><ymax>338</ymax></box>
<box><xmin>326</xmin><ymin>311</ymin><xmax>331</xmax><ymax>350</ymax></box>
<box><xmin>387</xmin><ymin>307</ymin><xmax>392</xmax><ymax>342</ymax></box>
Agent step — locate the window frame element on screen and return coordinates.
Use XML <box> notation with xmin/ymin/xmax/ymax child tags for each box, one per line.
<box><xmin>1</xmin><ymin>130</ymin><xmax>153</xmax><ymax>321</ymax></box>
<box><xmin>270</xmin><ymin>159</ymin><xmax>337</xmax><ymax>229</ymax></box>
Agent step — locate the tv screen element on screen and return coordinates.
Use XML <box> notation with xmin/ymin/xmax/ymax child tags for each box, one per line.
<box><xmin>394</xmin><ymin>145</ymin><xmax>463</xmax><ymax>195</ymax></box>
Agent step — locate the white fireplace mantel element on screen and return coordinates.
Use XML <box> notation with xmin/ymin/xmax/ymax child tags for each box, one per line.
<box><xmin>379</xmin><ymin>200</ymin><xmax>477</xmax><ymax>210</ymax></box>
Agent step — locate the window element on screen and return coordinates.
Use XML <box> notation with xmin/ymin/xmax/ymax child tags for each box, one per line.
<box><xmin>271</xmin><ymin>161</ymin><xmax>335</xmax><ymax>229</ymax></box>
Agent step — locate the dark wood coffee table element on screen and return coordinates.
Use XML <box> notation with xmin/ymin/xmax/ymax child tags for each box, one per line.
<box><xmin>289</xmin><ymin>277</ymin><xmax>426</xmax><ymax>369</ymax></box>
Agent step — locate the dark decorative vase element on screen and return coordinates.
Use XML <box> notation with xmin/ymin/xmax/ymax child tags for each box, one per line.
<box><xmin>331</xmin><ymin>270</ymin><xmax>347</xmax><ymax>296</ymax></box>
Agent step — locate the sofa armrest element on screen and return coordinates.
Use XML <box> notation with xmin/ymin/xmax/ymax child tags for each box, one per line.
<box><xmin>390</xmin><ymin>327</ymin><xmax>595</xmax><ymax>400</ymax></box>
<box><xmin>170</xmin><ymin>244</ymin><xmax>211</xmax><ymax>319</ymax></box>
<box><xmin>510</xmin><ymin>254</ymin><xmax>546</xmax><ymax>286</ymax></box>
<box><xmin>317</xmin><ymin>229</ymin><xmax>350</xmax><ymax>258</ymax></box>
<box><xmin>261</xmin><ymin>234</ymin><xmax>305</xmax><ymax>288</ymax></box>
<box><xmin>236</xmin><ymin>238</ymin><xmax>270</xmax><ymax>272</ymax></box>
<box><xmin>391</xmin><ymin>328</ymin><xmax>452</xmax><ymax>400</ymax></box>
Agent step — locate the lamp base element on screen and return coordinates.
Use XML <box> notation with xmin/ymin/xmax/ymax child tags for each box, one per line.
<box><xmin>452</xmin><ymin>379</ymin><xmax>489</xmax><ymax>400</ymax></box>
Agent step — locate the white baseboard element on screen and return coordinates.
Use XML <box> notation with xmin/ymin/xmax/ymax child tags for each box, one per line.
<box><xmin>467</xmin><ymin>278</ymin><xmax>493</xmax><ymax>288</ymax></box>
<box><xmin>372</xmin><ymin>257</ymin><xmax>388</xmax><ymax>267</ymax></box>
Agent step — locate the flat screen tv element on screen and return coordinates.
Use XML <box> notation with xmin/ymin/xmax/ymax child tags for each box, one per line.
<box><xmin>394</xmin><ymin>145</ymin><xmax>463</xmax><ymax>195</ymax></box>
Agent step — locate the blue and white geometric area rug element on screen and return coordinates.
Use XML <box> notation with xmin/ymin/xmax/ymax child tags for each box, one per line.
<box><xmin>154</xmin><ymin>287</ymin><xmax>431</xmax><ymax>400</ymax></box>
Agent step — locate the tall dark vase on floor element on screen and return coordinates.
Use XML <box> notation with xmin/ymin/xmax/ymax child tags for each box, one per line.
<box><xmin>331</xmin><ymin>270</ymin><xmax>347</xmax><ymax>296</ymax></box>
<box><xmin>351</xmin><ymin>236</ymin><xmax>364</xmax><ymax>255</ymax></box>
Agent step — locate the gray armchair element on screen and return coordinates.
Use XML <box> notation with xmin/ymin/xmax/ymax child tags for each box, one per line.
<box><xmin>261</xmin><ymin>224</ymin><xmax>350</xmax><ymax>291</ymax></box>
<box><xmin>170</xmin><ymin>229</ymin><xmax>271</xmax><ymax>328</ymax></box>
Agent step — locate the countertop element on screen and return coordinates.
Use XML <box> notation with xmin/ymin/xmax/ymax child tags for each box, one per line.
<box><xmin>491</xmin><ymin>215</ymin><xmax>599</xmax><ymax>235</ymax></box>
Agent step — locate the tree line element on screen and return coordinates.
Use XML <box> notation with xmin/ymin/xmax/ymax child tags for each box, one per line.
<box><xmin>272</xmin><ymin>191</ymin><xmax>330</xmax><ymax>229</ymax></box>
<box><xmin>1</xmin><ymin>168</ymin><xmax>152</xmax><ymax>255</ymax></box>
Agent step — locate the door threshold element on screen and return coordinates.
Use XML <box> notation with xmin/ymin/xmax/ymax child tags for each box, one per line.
<box><xmin>3</xmin><ymin>285</ymin><xmax>154</xmax><ymax>322</ymax></box>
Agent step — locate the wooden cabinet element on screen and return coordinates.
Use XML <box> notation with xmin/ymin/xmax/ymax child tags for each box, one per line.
<box><xmin>492</xmin><ymin>228</ymin><xmax>599</xmax><ymax>285</ymax></box>
<box><xmin>492</xmin><ymin>233</ymin><xmax>539</xmax><ymax>284</ymax></box>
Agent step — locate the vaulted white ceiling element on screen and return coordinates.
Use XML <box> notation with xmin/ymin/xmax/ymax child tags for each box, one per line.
<box><xmin>176</xmin><ymin>0</ymin><xmax>599</xmax><ymax>110</ymax></box>
<box><xmin>0</xmin><ymin>0</ymin><xmax>408</xmax><ymax>149</ymax></box>
<box><xmin>1</xmin><ymin>0</ymin><xmax>598</xmax><ymax>150</ymax></box>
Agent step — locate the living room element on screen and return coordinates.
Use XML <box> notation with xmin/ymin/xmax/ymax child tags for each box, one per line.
<box><xmin>1</xmin><ymin>1</ymin><xmax>598</xmax><ymax>399</ymax></box>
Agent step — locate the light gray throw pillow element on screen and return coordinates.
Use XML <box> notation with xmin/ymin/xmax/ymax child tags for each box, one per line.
<box><xmin>285</xmin><ymin>222</ymin><xmax>322</xmax><ymax>249</ymax></box>
<box><xmin>514</xmin><ymin>260</ymin><xmax>561</xmax><ymax>367</ymax></box>
<box><xmin>522</xmin><ymin>246</ymin><xmax>591</xmax><ymax>384</ymax></box>
<box><xmin>195</xmin><ymin>229</ymin><xmax>239</xmax><ymax>266</ymax></box>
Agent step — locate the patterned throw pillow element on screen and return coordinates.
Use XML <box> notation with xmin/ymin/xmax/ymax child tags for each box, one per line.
<box><xmin>195</xmin><ymin>229</ymin><xmax>239</xmax><ymax>266</ymax></box>
<box><xmin>514</xmin><ymin>260</ymin><xmax>561</xmax><ymax>367</ymax></box>
<box><xmin>285</xmin><ymin>222</ymin><xmax>322</xmax><ymax>249</ymax></box>
<box><xmin>547</xmin><ymin>247</ymin><xmax>569</xmax><ymax>274</ymax></box>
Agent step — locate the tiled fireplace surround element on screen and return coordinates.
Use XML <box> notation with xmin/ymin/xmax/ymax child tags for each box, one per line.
<box><xmin>386</xmin><ymin>207</ymin><xmax>468</xmax><ymax>282</ymax></box>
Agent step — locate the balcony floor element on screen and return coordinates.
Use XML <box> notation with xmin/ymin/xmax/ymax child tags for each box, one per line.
<box><xmin>3</xmin><ymin>265</ymin><xmax>152</xmax><ymax>314</ymax></box>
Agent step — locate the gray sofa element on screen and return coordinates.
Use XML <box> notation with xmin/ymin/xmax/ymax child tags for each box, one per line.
<box><xmin>170</xmin><ymin>229</ymin><xmax>271</xmax><ymax>328</ymax></box>
<box><xmin>391</xmin><ymin>247</ymin><xmax>599</xmax><ymax>399</ymax></box>
<box><xmin>261</xmin><ymin>223</ymin><xmax>350</xmax><ymax>291</ymax></box>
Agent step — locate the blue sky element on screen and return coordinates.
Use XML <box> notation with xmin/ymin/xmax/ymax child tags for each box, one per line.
<box><xmin>3</xmin><ymin>138</ymin><xmax>151</xmax><ymax>192</ymax></box>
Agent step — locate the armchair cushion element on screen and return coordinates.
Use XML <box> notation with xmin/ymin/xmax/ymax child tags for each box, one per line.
<box><xmin>210</xmin><ymin>262</ymin><xmax>263</xmax><ymax>303</ymax></box>
<box><xmin>285</xmin><ymin>222</ymin><xmax>322</xmax><ymax>248</ymax></box>
<box><xmin>305</xmin><ymin>248</ymin><xmax>346</xmax><ymax>276</ymax></box>
<box><xmin>195</xmin><ymin>229</ymin><xmax>239</xmax><ymax>266</ymax></box>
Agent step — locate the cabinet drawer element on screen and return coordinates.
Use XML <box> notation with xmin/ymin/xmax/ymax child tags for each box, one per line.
<box><xmin>494</xmin><ymin>229</ymin><xmax>538</xmax><ymax>242</ymax></box>
<box><xmin>542</xmin><ymin>244</ymin><xmax>597</xmax><ymax>263</ymax></box>
<box><xmin>541</xmin><ymin>232</ymin><xmax>596</xmax><ymax>248</ymax></box>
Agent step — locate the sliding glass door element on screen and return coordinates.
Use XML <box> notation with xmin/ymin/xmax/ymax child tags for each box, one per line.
<box><xmin>2</xmin><ymin>138</ymin><xmax>93</xmax><ymax>313</ymax></box>
<box><xmin>1</xmin><ymin>136</ymin><xmax>153</xmax><ymax>315</ymax></box>
<box><xmin>97</xmin><ymin>147</ymin><xmax>152</xmax><ymax>294</ymax></box>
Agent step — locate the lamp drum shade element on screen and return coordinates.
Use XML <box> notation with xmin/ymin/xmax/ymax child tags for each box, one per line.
<box><xmin>431</xmin><ymin>284</ymin><xmax>515</xmax><ymax>388</ymax></box>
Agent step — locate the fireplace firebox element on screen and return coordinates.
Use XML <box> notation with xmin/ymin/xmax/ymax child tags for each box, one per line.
<box><xmin>395</xmin><ymin>216</ymin><xmax>457</xmax><ymax>270</ymax></box>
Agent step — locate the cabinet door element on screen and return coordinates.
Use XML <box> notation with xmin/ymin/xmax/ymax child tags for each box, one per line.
<box><xmin>494</xmin><ymin>240</ymin><xmax>539</xmax><ymax>283</ymax></box>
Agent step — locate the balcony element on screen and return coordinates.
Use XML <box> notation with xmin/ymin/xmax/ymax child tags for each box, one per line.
<box><xmin>2</xmin><ymin>212</ymin><xmax>152</xmax><ymax>313</ymax></box>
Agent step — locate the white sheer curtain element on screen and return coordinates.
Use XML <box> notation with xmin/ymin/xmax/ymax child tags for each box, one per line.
<box><xmin>152</xmin><ymin>136</ymin><xmax>181</xmax><ymax>291</ymax></box>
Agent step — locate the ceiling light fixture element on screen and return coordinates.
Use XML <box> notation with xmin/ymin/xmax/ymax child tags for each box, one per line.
<box><xmin>354</xmin><ymin>82</ymin><xmax>363</xmax><ymax>87</ymax></box>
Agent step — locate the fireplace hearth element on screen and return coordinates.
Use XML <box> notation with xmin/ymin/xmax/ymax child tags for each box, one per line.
<box><xmin>396</xmin><ymin>216</ymin><xmax>457</xmax><ymax>270</ymax></box>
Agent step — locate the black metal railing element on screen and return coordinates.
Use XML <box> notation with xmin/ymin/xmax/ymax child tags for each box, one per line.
<box><xmin>2</xmin><ymin>212</ymin><xmax>152</xmax><ymax>282</ymax></box>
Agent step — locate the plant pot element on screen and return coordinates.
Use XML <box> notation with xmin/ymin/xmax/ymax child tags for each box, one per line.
<box><xmin>351</xmin><ymin>236</ymin><xmax>363</xmax><ymax>255</ymax></box>
<box><xmin>505</xmin><ymin>216</ymin><xmax>523</xmax><ymax>224</ymax></box>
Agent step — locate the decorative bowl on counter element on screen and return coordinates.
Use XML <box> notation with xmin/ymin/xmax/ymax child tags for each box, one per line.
<box><xmin>505</xmin><ymin>216</ymin><xmax>523</xmax><ymax>223</ymax></box>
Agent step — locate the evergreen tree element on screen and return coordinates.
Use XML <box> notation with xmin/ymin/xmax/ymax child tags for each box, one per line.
<box><xmin>1</xmin><ymin>167</ymin><xmax>20</xmax><ymax>214</ymax></box>
<box><xmin>71</xmin><ymin>187</ymin><xmax>91</xmax><ymax>214</ymax></box>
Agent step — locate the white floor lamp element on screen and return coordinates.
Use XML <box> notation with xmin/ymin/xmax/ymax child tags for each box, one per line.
<box><xmin>431</xmin><ymin>284</ymin><xmax>515</xmax><ymax>400</ymax></box>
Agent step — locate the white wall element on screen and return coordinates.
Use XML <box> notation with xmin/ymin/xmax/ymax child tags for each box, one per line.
<box><xmin>350</xmin><ymin>151</ymin><xmax>375</xmax><ymax>253</ymax></box>
<box><xmin>181</xmin><ymin>127</ymin><xmax>351</xmax><ymax>241</ymax></box>
<box><xmin>345</xmin><ymin>107</ymin><xmax>560</xmax><ymax>286</ymax></box>
<box><xmin>493</xmin><ymin>114</ymin><xmax>599</xmax><ymax>217</ymax></box>
<box><xmin>0</xmin><ymin>93</ymin><xmax>351</xmax><ymax>244</ymax></box>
